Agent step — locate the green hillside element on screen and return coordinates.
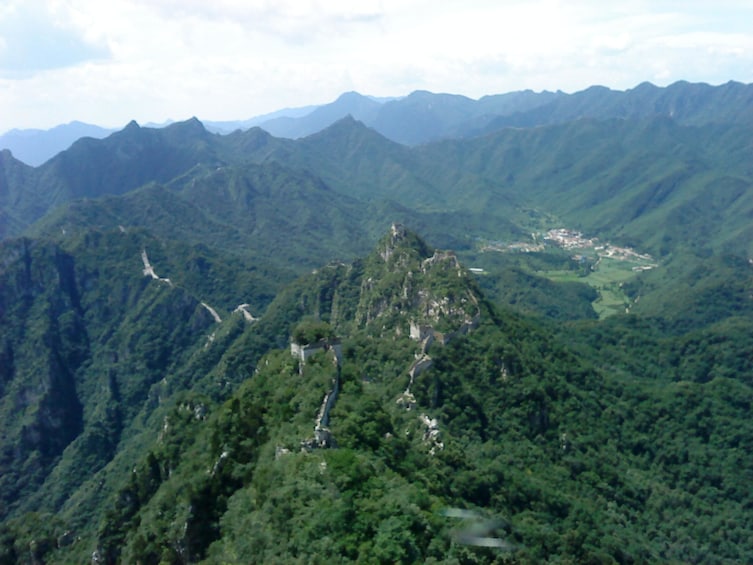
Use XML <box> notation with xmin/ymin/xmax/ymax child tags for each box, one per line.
<box><xmin>0</xmin><ymin>227</ymin><xmax>751</xmax><ymax>563</ymax></box>
<box><xmin>0</xmin><ymin>81</ymin><xmax>751</xmax><ymax>563</ymax></box>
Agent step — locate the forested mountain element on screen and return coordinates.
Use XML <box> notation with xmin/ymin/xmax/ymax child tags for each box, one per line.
<box><xmin>0</xmin><ymin>80</ymin><xmax>752</xmax><ymax>563</ymax></box>
<box><xmin>6</xmin><ymin>92</ymin><xmax>750</xmax><ymax>261</ymax></box>
<box><xmin>481</xmin><ymin>80</ymin><xmax>753</xmax><ymax>131</ymax></box>
<box><xmin>6</xmin><ymin>80</ymin><xmax>749</xmax><ymax>166</ymax></box>
<box><xmin>255</xmin><ymin>80</ymin><xmax>752</xmax><ymax>144</ymax></box>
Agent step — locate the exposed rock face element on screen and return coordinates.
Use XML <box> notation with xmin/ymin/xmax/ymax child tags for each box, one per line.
<box><xmin>409</xmin><ymin>314</ymin><xmax>480</xmax><ymax>346</ymax></box>
<box><xmin>352</xmin><ymin>226</ymin><xmax>487</xmax><ymax>458</ymax></box>
<box><xmin>0</xmin><ymin>240</ymin><xmax>87</xmax><ymax>516</ymax></box>
<box><xmin>0</xmin><ymin>236</ymin><xmax>217</xmax><ymax>521</ymax></box>
<box><xmin>282</xmin><ymin>226</ymin><xmax>483</xmax><ymax>462</ymax></box>
<box><xmin>419</xmin><ymin>413</ymin><xmax>444</xmax><ymax>454</ymax></box>
<box><xmin>356</xmin><ymin>224</ymin><xmax>482</xmax><ymax>335</ymax></box>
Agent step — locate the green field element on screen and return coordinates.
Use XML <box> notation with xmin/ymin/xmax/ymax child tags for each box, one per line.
<box><xmin>544</xmin><ymin>255</ymin><xmax>655</xmax><ymax>318</ymax></box>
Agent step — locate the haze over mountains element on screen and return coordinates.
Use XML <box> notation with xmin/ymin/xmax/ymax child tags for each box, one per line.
<box><xmin>1</xmin><ymin>80</ymin><xmax>752</xmax><ymax>563</ymax></box>
<box><xmin>3</xmin><ymin>80</ymin><xmax>751</xmax><ymax>166</ymax></box>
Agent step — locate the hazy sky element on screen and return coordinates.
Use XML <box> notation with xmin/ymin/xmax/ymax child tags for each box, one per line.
<box><xmin>1</xmin><ymin>0</ymin><xmax>751</xmax><ymax>132</ymax></box>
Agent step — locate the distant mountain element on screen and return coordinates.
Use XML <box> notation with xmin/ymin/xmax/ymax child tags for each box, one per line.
<box><xmin>255</xmin><ymin>88</ymin><xmax>560</xmax><ymax>144</ymax></box>
<box><xmin>7</xmin><ymin>81</ymin><xmax>749</xmax><ymax>167</ymax></box>
<box><xmin>235</xmin><ymin>114</ymin><xmax>753</xmax><ymax>258</ymax></box>
<box><xmin>414</xmin><ymin>116</ymin><xmax>753</xmax><ymax>257</ymax></box>
<box><xmin>29</xmin><ymin>161</ymin><xmax>389</xmax><ymax>276</ymax></box>
<box><xmin>481</xmin><ymin>80</ymin><xmax>753</xmax><ymax>131</ymax></box>
<box><xmin>203</xmin><ymin>103</ymin><xmax>320</xmax><ymax>134</ymax></box>
<box><xmin>0</xmin><ymin>121</ymin><xmax>116</xmax><ymax>166</ymax></box>
<box><xmin>253</xmin><ymin>81</ymin><xmax>753</xmax><ymax>145</ymax></box>
<box><xmin>4</xmin><ymin>105</ymin><xmax>751</xmax><ymax>262</ymax></box>
<box><xmin>1</xmin><ymin>118</ymin><xmax>224</xmax><ymax>237</ymax></box>
<box><xmin>258</xmin><ymin>91</ymin><xmax>383</xmax><ymax>139</ymax></box>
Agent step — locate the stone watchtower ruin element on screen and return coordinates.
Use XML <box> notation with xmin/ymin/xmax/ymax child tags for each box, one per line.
<box><xmin>290</xmin><ymin>334</ymin><xmax>342</xmax><ymax>450</ymax></box>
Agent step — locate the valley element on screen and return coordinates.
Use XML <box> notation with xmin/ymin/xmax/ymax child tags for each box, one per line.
<box><xmin>476</xmin><ymin>226</ymin><xmax>659</xmax><ymax>318</ymax></box>
<box><xmin>0</xmin><ymin>81</ymin><xmax>752</xmax><ymax>564</ymax></box>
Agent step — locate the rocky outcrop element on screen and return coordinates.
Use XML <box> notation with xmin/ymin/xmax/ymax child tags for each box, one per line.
<box><xmin>357</xmin><ymin>224</ymin><xmax>482</xmax><ymax>336</ymax></box>
<box><xmin>409</xmin><ymin>315</ymin><xmax>480</xmax><ymax>346</ymax></box>
<box><xmin>419</xmin><ymin>413</ymin><xmax>444</xmax><ymax>455</ymax></box>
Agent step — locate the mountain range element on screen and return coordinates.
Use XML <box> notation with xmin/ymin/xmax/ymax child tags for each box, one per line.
<box><xmin>0</xmin><ymin>80</ymin><xmax>752</xmax><ymax>563</ymax></box>
<box><xmin>3</xmin><ymin>80</ymin><xmax>751</xmax><ymax>166</ymax></box>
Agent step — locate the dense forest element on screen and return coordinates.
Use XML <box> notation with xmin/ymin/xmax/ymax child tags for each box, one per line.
<box><xmin>0</xmin><ymin>81</ymin><xmax>752</xmax><ymax>563</ymax></box>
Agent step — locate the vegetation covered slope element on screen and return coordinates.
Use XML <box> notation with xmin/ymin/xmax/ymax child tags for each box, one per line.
<box><xmin>0</xmin><ymin>80</ymin><xmax>751</xmax><ymax>564</ymax></box>
<box><xmin>1</xmin><ymin>226</ymin><xmax>751</xmax><ymax>564</ymax></box>
<box><xmin>4</xmin><ymin>82</ymin><xmax>751</xmax><ymax>264</ymax></box>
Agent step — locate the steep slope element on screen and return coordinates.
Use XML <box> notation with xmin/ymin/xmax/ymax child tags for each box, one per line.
<box><xmin>35</xmin><ymin>118</ymin><xmax>220</xmax><ymax>202</ymax></box>
<box><xmin>0</xmin><ymin>80</ymin><xmax>752</xmax><ymax>564</ymax></box>
<box><xmin>268</xmin><ymin>116</ymin><xmax>436</xmax><ymax>204</ymax></box>
<box><xmin>27</xmin><ymin>160</ymin><xmax>395</xmax><ymax>276</ymax></box>
<box><xmin>1</xmin><ymin>119</ymin><xmax>226</xmax><ymax>237</ymax></box>
<box><xmin>236</xmin><ymin>113</ymin><xmax>753</xmax><ymax>259</ymax></box>
<box><xmin>0</xmin><ymin>150</ymin><xmax>37</xmax><ymax>239</ymax></box>
<box><xmin>112</xmin><ymin>228</ymin><xmax>753</xmax><ymax>564</ymax></box>
<box><xmin>6</xmin><ymin>97</ymin><xmax>750</xmax><ymax>264</ymax></box>
<box><xmin>2</xmin><ymin>90</ymin><xmax>750</xmax><ymax>329</ymax></box>
<box><xmin>3</xmin><ymin>226</ymin><xmax>750</xmax><ymax>563</ymax></box>
<box><xmin>241</xmin><ymin>117</ymin><xmax>527</xmax><ymax>246</ymax></box>
<box><xmin>415</xmin><ymin>116</ymin><xmax>753</xmax><ymax>257</ymax></box>
<box><xmin>0</xmin><ymin>226</ymin><xmax>280</xmax><ymax>529</ymax></box>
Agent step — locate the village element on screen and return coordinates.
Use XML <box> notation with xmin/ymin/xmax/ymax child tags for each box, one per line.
<box><xmin>543</xmin><ymin>228</ymin><xmax>657</xmax><ymax>271</ymax></box>
<box><xmin>481</xmin><ymin>227</ymin><xmax>657</xmax><ymax>272</ymax></box>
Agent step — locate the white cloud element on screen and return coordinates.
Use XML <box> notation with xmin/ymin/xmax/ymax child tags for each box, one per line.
<box><xmin>0</xmin><ymin>0</ymin><xmax>751</xmax><ymax>131</ymax></box>
<box><xmin>0</xmin><ymin>1</ymin><xmax>109</xmax><ymax>74</ymax></box>
<box><xmin>122</xmin><ymin>0</ymin><xmax>385</xmax><ymax>43</ymax></box>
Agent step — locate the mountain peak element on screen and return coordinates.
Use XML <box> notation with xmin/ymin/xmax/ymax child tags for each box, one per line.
<box><xmin>355</xmin><ymin>224</ymin><xmax>481</xmax><ymax>333</ymax></box>
<box><xmin>379</xmin><ymin>222</ymin><xmax>430</xmax><ymax>261</ymax></box>
<box><xmin>335</xmin><ymin>91</ymin><xmax>369</xmax><ymax>102</ymax></box>
<box><xmin>166</xmin><ymin>116</ymin><xmax>207</xmax><ymax>135</ymax></box>
<box><xmin>631</xmin><ymin>81</ymin><xmax>658</xmax><ymax>92</ymax></box>
<box><xmin>307</xmin><ymin>114</ymin><xmax>379</xmax><ymax>142</ymax></box>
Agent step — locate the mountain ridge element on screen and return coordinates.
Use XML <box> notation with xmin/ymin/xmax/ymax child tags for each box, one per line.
<box><xmin>5</xmin><ymin>80</ymin><xmax>749</xmax><ymax>166</ymax></box>
<box><xmin>2</xmin><ymin>225</ymin><xmax>751</xmax><ymax>562</ymax></box>
<box><xmin>1</xmin><ymin>80</ymin><xmax>752</xmax><ymax>562</ymax></box>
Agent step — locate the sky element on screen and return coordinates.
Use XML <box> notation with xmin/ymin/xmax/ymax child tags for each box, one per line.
<box><xmin>1</xmin><ymin>0</ymin><xmax>752</xmax><ymax>132</ymax></box>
